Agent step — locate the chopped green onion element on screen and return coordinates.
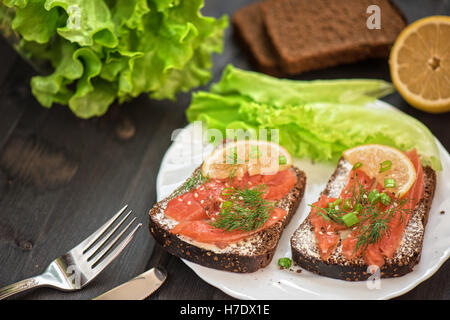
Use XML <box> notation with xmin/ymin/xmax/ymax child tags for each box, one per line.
<box><xmin>379</xmin><ymin>160</ymin><xmax>392</xmax><ymax>173</ymax></box>
<box><xmin>380</xmin><ymin>192</ymin><xmax>391</xmax><ymax>206</ymax></box>
<box><xmin>328</xmin><ymin>198</ymin><xmax>342</xmax><ymax>208</ymax></box>
<box><xmin>352</xmin><ymin>162</ymin><xmax>363</xmax><ymax>170</ymax></box>
<box><xmin>343</xmin><ymin>198</ymin><xmax>352</xmax><ymax>211</ymax></box>
<box><xmin>278</xmin><ymin>155</ymin><xmax>287</xmax><ymax>165</ymax></box>
<box><xmin>354</xmin><ymin>203</ymin><xmax>363</xmax><ymax>213</ymax></box>
<box><xmin>342</xmin><ymin>212</ymin><xmax>360</xmax><ymax>227</ymax></box>
<box><xmin>384</xmin><ymin>178</ymin><xmax>396</xmax><ymax>188</ymax></box>
<box><xmin>222</xmin><ymin>201</ymin><xmax>233</xmax><ymax>210</ymax></box>
<box><xmin>221</xmin><ymin>187</ymin><xmax>235</xmax><ymax>196</ymax></box>
<box><xmin>368</xmin><ymin>190</ymin><xmax>380</xmax><ymax>204</ymax></box>
<box><xmin>278</xmin><ymin>257</ymin><xmax>292</xmax><ymax>269</ymax></box>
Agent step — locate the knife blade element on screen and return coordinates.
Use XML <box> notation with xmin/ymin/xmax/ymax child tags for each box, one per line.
<box><xmin>94</xmin><ymin>267</ymin><xmax>167</xmax><ymax>300</ymax></box>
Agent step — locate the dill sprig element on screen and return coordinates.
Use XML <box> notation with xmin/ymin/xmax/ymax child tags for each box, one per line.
<box><xmin>348</xmin><ymin>169</ymin><xmax>414</xmax><ymax>253</ymax></box>
<box><xmin>353</xmin><ymin>196</ymin><xmax>413</xmax><ymax>253</ymax></box>
<box><xmin>173</xmin><ymin>171</ymin><xmax>209</xmax><ymax>197</ymax></box>
<box><xmin>211</xmin><ymin>184</ymin><xmax>275</xmax><ymax>232</ymax></box>
<box><xmin>309</xmin><ymin>204</ymin><xmax>344</xmax><ymax>224</ymax></box>
<box><xmin>311</xmin><ymin>168</ymin><xmax>414</xmax><ymax>254</ymax></box>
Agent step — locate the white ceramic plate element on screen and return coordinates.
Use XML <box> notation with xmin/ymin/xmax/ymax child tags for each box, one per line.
<box><xmin>156</xmin><ymin>101</ymin><xmax>450</xmax><ymax>300</ymax></box>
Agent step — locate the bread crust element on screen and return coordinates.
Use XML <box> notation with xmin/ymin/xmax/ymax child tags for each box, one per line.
<box><xmin>149</xmin><ymin>167</ymin><xmax>307</xmax><ymax>273</ymax></box>
<box><xmin>291</xmin><ymin>158</ymin><xmax>436</xmax><ymax>281</ymax></box>
<box><xmin>232</xmin><ymin>2</ymin><xmax>282</xmax><ymax>76</ymax></box>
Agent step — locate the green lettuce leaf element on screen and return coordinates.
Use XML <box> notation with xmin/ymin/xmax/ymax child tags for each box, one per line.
<box><xmin>3</xmin><ymin>0</ymin><xmax>28</xmax><ymax>8</ymax></box>
<box><xmin>44</xmin><ymin>0</ymin><xmax>119</xmax><ymax>48</ymax></box>
<box><xmin>186</xmin><ymin>66</ymin><xmax>442</xmax><ymax>171</ymax></box>
<box><xmin>11</xmin><ymin>0</ymin><xmax>59</xmax><ymax>43</ymax></box>
<box><xmin>1</xmin><ymin>0</ymin><xmax>228</xmax><ymax>118</ymax></box>
<box><xmin>30</xmin><ymin>39</ymin><xmax>83</xmax><ymax>107</ymax></box>
<box><xmin>212</xmin><ymin>65</ymin><xmax>395</xmax><ymax>107</ymax></box>
<box><xmin>110</xmin><ymin>0</ymin><xmax>150</xmax><ymax>32</ymax></box>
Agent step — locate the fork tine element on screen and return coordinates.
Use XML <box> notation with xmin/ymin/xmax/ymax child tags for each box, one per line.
<box><xmin>90</xmin><ymin>217</ymin><xmax>137</xmax><ymax>266</ymax></box>
<box><xmin>84</xmin><ymin>210</ymin><xmax>133</xmax><ymax>258</ymax></box>
<box><xmin>76</xmin><ymin>205</ymin><xmax>128</xmax><ymax>252</ymax></box>
<box><xmin>91</xmin><ymin>222</ymin><xmax>142</xmax><ymax>276</ymax></box>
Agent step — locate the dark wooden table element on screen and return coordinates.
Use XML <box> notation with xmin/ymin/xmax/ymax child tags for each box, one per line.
<box><xmin>0</xmin><ymin>0</ymin><xmax>449</xmax><ymax>300</ymax></box>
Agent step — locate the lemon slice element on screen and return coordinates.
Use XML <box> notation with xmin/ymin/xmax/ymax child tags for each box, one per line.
<box><xmin>343</xmin><ymin>144</ymin><xmax>416</xmax><ymax>197</ymax></box>
<box><xmin>389</xmin><ymin>16</ymin><xmax>450</xmax><ymax>113</ymax></box>
<box><xmin>202</xmin><ymin>140</ymin><xmax>293</xmax><ymax>179</ymax></box>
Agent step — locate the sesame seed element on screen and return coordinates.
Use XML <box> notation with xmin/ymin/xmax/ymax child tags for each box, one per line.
<box><xmin>194</xmin><ymin>193</ymin><xmax>198</xmax><ymax>198</ymax></box>
<box><xmin>178</xmin><ymin>198</ymin><xmax>183</xmax><ymax>202</ymax></box>
<box><xmin>187</xmin><ymin>201</ymin><xmax>191</xmax><ymax>205</ymax></box>
<box><xmin>200</xmin><ymin>200</ymin><xmax>204</xmax><ymax>204</ymax></box>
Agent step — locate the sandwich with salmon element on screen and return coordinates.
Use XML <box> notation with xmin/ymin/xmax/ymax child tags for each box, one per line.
<box><xmin>291</xmin><ymin>144</ymin><xmax>436</xmax><ymax>281</ymax></box>
<box><xmin>149</xmin><ymin>140</ymin><xmax>306</xmax><ymax>272</ymax></box>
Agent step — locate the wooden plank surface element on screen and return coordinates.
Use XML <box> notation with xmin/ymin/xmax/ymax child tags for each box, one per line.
<box><xmin>0</xmin><ymin>0</ymin><xmax>449</xmax><ymax>300</ymax></box>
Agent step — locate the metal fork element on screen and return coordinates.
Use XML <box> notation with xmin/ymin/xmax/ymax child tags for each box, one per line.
<box><xmin>0</xmin><ymin>205</ymin><xmax>142</xmax><ymax>300</ymax></box>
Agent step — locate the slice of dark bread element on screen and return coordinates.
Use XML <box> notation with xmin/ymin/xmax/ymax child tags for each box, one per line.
<box><xmin>291</xmin><ymin>158</ymin><xmax>436</xmax><ymax>281</ymax></box>
<box><xmin>149</xmin><ymin>166</ymin><xmax>306</xmax><ymax>273</ymax></box>
<box><xmin>260</xmin><ymin>0</ymin><xmax>407</xmax><ymax>75</ymax></box>
<box><xmin>232</xmin><ymin>2</ymin><xmax>282</xmax><ymax>76</ymax></box>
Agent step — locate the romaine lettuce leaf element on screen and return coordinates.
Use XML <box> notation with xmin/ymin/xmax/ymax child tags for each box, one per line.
<box><xmin>211</xmin><ymin>65</ymin><xmax>395</xmax><ymax>107</ymax></box>
<box><xmin>186</xmin><ymin>65</ymin><xmax>442</xmax><ymax>171</ymax></box>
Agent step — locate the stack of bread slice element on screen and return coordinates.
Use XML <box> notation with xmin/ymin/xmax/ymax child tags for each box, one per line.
<box><xmin>233</xmin><ymin>0</ymin><xmax>407</xmax><ymax>76</ymax></box>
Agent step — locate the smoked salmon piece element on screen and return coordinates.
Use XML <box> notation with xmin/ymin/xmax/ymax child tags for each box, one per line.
<box><xmin>291</xmin><ymin>148</ymin><xmax>435</xmax><ymax>281</ymax></box>
<box><xmin>165</xmin><ymin>192</ymin><xmax>208</xmax><ymax>221</ymax></box>
<box><xmin>149</xmin><ymin>148</ymin><xmax>307</xmax><ymax>273</ymax></box>
<box><xmin>324</xmin><ymin>150</ymin><xmax>425</xmax><ymax>267</ymax></box>
<box><xmin>262</xmin><ymin>169</ymin><xmax>299</xmax><ymax>200</ymax></box>
<box><xmin>165</xmin><ymin>169</ymin><xmax>297</xmax><ymax>246</ymax></box>
<box><xmin>172</xmin><ymin>207</ymin><xmax>287</xmax><ymax>247</ymax></box>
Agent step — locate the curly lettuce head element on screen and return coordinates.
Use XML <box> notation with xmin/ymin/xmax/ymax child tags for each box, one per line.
<box><xmin>1</xmin><ymin>0</ymin><xmax>228</xmax><ymax>118</ymax></box>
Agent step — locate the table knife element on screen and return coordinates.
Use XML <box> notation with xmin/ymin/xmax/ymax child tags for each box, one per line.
<box><xmin>94</xmin><ymin>267</ymin><xmax>167</xmax><ymax>300</ymax></box>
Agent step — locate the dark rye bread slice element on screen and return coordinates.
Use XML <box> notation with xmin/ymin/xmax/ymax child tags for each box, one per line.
<box><xmin>232</xmin><ymin>2</ymin><xmax>282</xmax><ymax>76</ymax></box>
<box><xmin>261</xmin><ymin>0</ymin><xmax>407</xmax><ymax>75</ymax></box>
<box><xmin>291</xmin><ymin>158</ymin><xmax>436</xmax><ymax>281</ymax></box>
<box><xmin>149</xmin><ymin>166</ymin><xmax>306</xmax><ymax>273</ymax></box>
